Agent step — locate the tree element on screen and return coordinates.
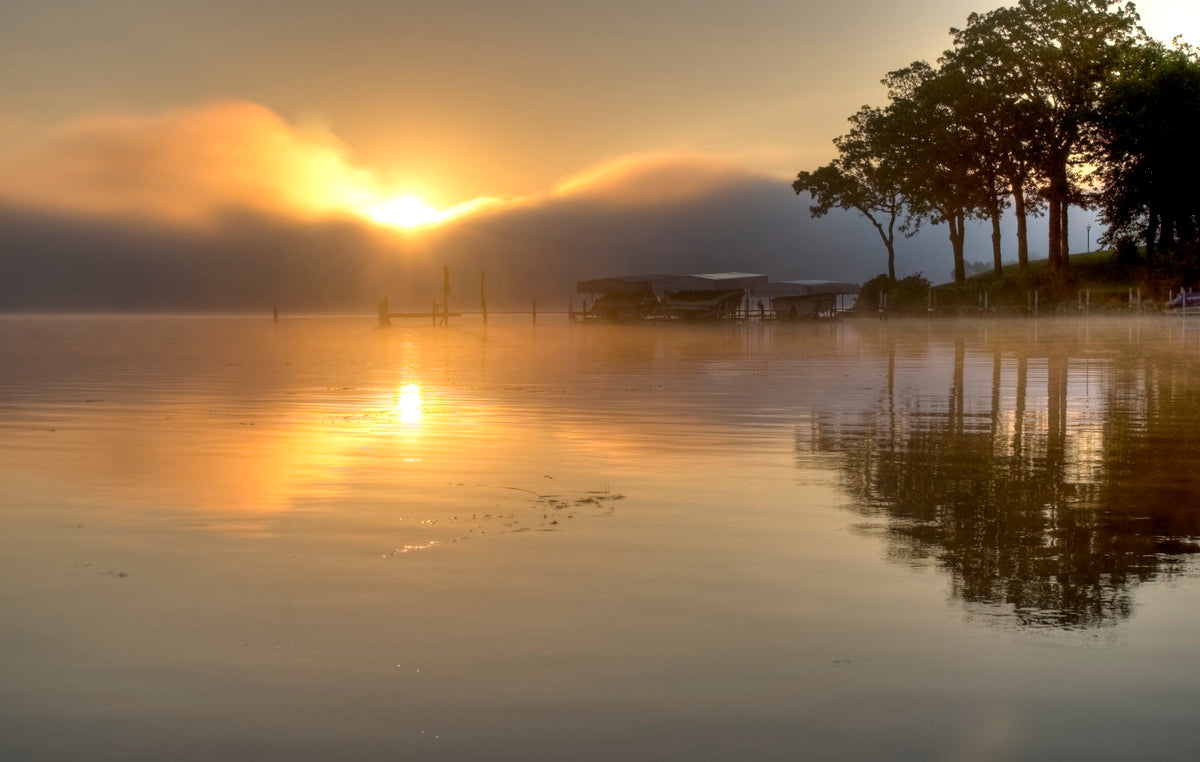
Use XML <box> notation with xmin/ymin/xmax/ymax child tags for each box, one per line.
<box><xmin>884</xmin><ymin>61</ymin><xmax>984</xmax><ymax>284</ymax></box>
<box><xmin>948</xmin><ymin>0</ymin><xmax>1145</xmax><ymax>274</ymax></box>
<box><xmin>944</xmin><ymin>8</ymin><xmax>1049</xmax><ymax>271</ymax></box>
<box><xmin>793</xmin><ymin>106</ymin><xmax>909</xmax><ymax>281</ymax></box>
<box><xmin>934</xmin><ymin>59</ymin><xmax>1016</xmax><ymax>276</ymax></box>
<box><xmin>795</xmin><ymin>0</ymin><xmax>1152</xmax><ymax>285</ymax></box>
<box><xmin>1096</xmin><ymin>42</ymin><xmax>1200</xmax><ymax>262</ymax></box>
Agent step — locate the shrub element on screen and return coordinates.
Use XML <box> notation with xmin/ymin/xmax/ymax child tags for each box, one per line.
<box><xmin>855</xmin><ymin>273</ymin><xmax>933</xmax><ymax>315</ymax></box>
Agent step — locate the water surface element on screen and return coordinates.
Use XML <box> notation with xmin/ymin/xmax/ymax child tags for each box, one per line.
<box><xmin>3</xmin><ymin>314</ymin><xmax>1200</xmax><ymax>760</ymax></box>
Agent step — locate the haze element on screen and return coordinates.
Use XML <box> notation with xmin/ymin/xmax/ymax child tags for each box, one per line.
<box><xmin>1</xmin><ymin>1</ymin><xmax>1196</xmax><ymax>310</ymax></box>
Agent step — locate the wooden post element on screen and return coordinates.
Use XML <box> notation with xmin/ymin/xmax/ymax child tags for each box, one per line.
<box><xmin>480</xmin><ymin>271</ymin><xmax>488</xmax><ymax>325</ymax></box>
<box><xmin>442</xmin><ymin>265</ymin><xmax>451</xmax><ymax>326</ymax></box>
<box><xmin>379</xmin><ymin>296</ymin><xmax>391</xmax><ymax>328</ymax></box>
<box><xmin>432</xmin><ymin>301</ymin><xmax>437</xmax><ymax>326</ymax></box>
<box><xmin>273</xmin><ymin>308</ymin><xmax>278</xmax><ymax>323</ymax></box>
<box><xmin>532</xmin><ymin>299</ymin><xmax>537</xmax><ymax>324</ymax></box>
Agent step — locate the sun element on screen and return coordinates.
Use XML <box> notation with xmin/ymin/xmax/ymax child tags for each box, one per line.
<box><xmin>364</xmin><ymin>194</ymin><xmax>441</xmax><ymax>229</ymax></box>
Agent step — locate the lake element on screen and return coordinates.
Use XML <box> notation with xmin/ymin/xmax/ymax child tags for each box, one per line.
<box><xmin>3</xmin><ymin>313</ymin><xmax>1200</xmax><ymax>760</ymax></box>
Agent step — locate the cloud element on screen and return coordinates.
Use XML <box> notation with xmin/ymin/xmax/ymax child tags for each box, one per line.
<box><xmin>0</xmin><ymin>101</ymin><xmax>758</xmax><ymax>230</ymax></box>
<box><xmin>0</xmin><ymin>100</ymin><xmax>376</xmax><ymax>226</ymax></box>
<box><xmin>0</xmin><ymin>99</ymin><xmax>793</xmax><ymax>230</ymax></box>
<box><xmin>0</xmin><ymin>100</ymin><xmax>1080</xmax><ymax>312</ymax></box>
<box><xmin>548</xmin><ymin>152</ymin><xmax>769</xmax><ymax>206</ymax></box>
<box><xmin>380</xmin><ymin>152</ymin><xmax>772</xmax><ymax>224</ymax></box>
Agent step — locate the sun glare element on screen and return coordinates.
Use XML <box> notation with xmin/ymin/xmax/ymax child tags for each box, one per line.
<box><xmin>397</xmin><ymin>383</ymin><xmax>423</xmax><ymax>425</ymax></box>
<box><xmin>365</xmin><ymin>194</ymin><xmax>441</xmax><ymax>229</ymax></box>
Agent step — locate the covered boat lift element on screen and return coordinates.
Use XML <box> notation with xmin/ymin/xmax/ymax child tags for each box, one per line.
<box><xmin>749</xmin><ymin>280</ymin><xmax>860</xmax><ymax>320</ymax></box>
<box><xmin>575</xmin><ymin>274</ymin><xmax>668</xmax><ymax>321</ymax></box>
<box><xmin>656</xmin><ymin>273</ymin><xmax>768</xmax><ymax>320</ymax></box>
<box><xmin>576</xmin><ymin>272</ymin><xmax>770</xmax><ymax>321</ymax></box>
<box><xmin>576</xmin><ymin>273</ymin><xmax>858</xmax><ymax>321</ymax></box>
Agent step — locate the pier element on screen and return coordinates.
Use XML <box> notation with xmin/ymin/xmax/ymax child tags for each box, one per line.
<box><xmin>378</xmin><ymin>265</ymin><xmax>490</xmax><ymax>326</ymax></box>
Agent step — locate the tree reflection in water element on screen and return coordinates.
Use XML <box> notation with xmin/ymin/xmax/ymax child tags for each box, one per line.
<box><xmin>800</xmin><ymin>322</ymin><xmax>1200</xmax><ymax>630</ymax></box>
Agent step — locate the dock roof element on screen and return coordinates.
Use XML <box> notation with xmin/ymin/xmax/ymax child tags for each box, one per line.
<box><xmin>579</xmin><ymin>273</ymin><xmax>856</xmax><ymax>296</ymax></box>
<box><xmin>649</xmin><ymin>273</ymin><xmax>769</xmax><ymax>292</ymax></box>
<box><xmin>749</xmin><ymin>280</ymin><xmax>861</xmax><ymax>297</ymax></box>
<box><xmin>576</xmin><ymin>274</ymin><xmax>670</xmax><ymax>294</ymax></box>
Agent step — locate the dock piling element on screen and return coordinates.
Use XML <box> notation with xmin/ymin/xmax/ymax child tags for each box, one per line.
<box><xmin>442</xmin><ymin>265</ymin><xmax>451</xmax><ymax>326</ymax></box>
<box><xmin>379</xmin><ymin>296</ymin><xmax>392</xmax><ymax>328</ymax></box>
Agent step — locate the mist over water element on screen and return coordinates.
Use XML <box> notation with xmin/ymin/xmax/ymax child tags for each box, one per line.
<box><xmin>4</xmin><ymin>314</ymin><xmax>1200</xmax><ymax>760</ymax></box>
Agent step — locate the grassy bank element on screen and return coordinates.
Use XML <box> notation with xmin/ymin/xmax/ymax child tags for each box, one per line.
<box><xmin>857</xmin><ymin>249</ymin><xmax>1191</xmax><ymax>316</ymax></box>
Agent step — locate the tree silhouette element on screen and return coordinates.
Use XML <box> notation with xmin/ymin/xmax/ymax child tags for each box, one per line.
<box><xmin>1096</xmin><ymin>42</ymin><xmax>1200</xmax><ymax>264</ymax></box>
<box><xmin>794</xmin><ymin>0</ymin><xmax>1151</xmax><ymax>282</ymax></box>
<box><xmin>793</xmin><ymin>106</ymin><xmax>909</xmax><ymax>281</ymax></box>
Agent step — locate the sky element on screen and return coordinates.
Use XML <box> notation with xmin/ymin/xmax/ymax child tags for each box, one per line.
<box><xmin>1</xmin><ymin>1</ymin><xmax>1197</xmax><ymax>309</ymax></box>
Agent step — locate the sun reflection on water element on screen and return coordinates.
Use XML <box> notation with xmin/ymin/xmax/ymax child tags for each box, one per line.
<box><xmin>397</xmin><ymin>383</ymin><xmax>423</xmax><ymax>425</ymax></box>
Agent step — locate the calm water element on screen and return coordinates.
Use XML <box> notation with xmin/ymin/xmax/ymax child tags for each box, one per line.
<box><xmin>4</xmin><ymin>314</ymin><xmax>1200</xmax><ymax>760</ymax></box>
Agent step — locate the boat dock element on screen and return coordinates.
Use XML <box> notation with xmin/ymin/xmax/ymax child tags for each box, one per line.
<box><xmin>574</xmin><ymin>272</ymin><xmax>859</xmax><ymax>322</ymax></box>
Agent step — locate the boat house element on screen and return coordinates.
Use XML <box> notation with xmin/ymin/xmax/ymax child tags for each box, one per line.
<box><xmin>576</xmin><ymin>273</ymin><xmax>858</xmax><ymax>321</ymax></box>
<box><xmin>575</xmin><ymin>274</ymin><xmax>669</xmax><ymax>321</ymax></box>
<box><xmin>749</xmin><ymin>280</ymin><xmax>861</xmax><ymax>319</ymax></box>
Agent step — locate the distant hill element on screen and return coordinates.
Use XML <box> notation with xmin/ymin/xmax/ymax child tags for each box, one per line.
<box><xmin>0</xmin><ymin>170</ymin><xmax>1096</xmax><ymax>312</ymax></box>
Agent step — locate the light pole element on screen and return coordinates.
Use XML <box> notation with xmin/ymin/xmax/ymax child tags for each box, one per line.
<box><xmin>1087</xmin><ymin>224</ymin><xmax>1092</xmax><ymax>254</ymax></box>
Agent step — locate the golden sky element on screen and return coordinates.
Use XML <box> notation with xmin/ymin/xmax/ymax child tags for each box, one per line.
<box><xmin>0</xmin><ymin>0</ymin><xmax>1195</xmax><ymax>317</ymax></box>
<box><xmin>2</xmin><ymin>0</ymin><xmax>1195</xmax><ymax>226</ymax></box>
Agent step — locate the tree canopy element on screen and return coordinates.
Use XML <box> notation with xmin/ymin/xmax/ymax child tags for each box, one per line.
<box><xmin>792</xmin><ymin>106</ymin><xmax>908</xmax><ymax>281</ymax></box>
<box><xmin>794</xmin><ymin>0</ymin><xmax>1196</xmax><ymax>285</ymax></box>
<box><xmin>1095</xmin><ymin>42</ymin><xmax>1200</xmax><ymax>264</ymax></box>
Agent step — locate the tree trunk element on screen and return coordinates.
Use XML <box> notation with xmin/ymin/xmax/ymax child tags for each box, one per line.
<box><xmin>1048</xmin><ymin>194</ymin><xmax>1063</xmax><ymax>271</ymax></box>
<box><xmin>1180</xmin><ymin>212</ymin><xmax>1197</xmax><ymax>244</ymax></box>
<box><xmin>1146</xmin><ymin>208</ymin><xmax>1158</xmax><ymax>263</ymax></box>
<box><xmin>1061</xmin><ymin>202</ymin><xmax>1070</xmax><ymax>261</ymax></box>
<box><xmin>1012</xmin><ymin>179</ymin><xmax>1029</xmax><ymax>271</ymax></box>
<box><xmin>871</xmin><ymin>220</ymin><xmax>896</xmax><ymax>282</ymax></box>
<box><xmin>990</xmin><ymin>204</ymin><xmax>1003</xmax><ymax>276</ymax></box>
<box><xmin>1047</xmin><ymin>159</ymin><xmax>1068</xmax><ymax>273</ymax></box>
<box><xmin>1161</xmin><ymin>216</ymin><xmax>1175</xmax><ymax>252</ymax></box>
<box><xmin>950</xmin><ymin>209</ymin><xmax>967</xmax><ymax>284</ymax></box>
